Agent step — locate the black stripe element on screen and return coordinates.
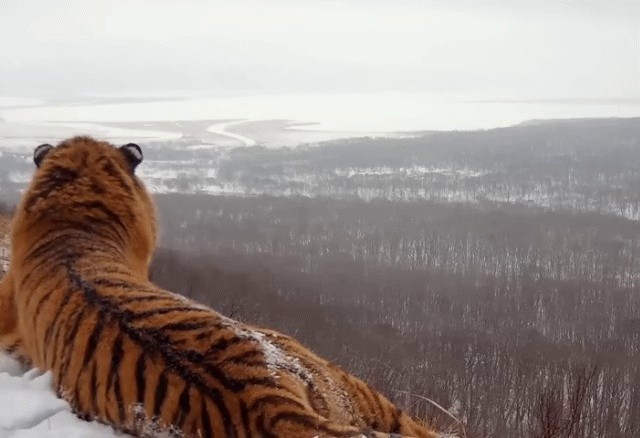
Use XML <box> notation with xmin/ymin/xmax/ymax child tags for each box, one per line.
<box><xmin>118</xmin><ymin>294</ymin><xmax>167</xmax><ymax>305</ymax></box>
<box><xmin>248</xmin><ymin>394</ymin><xmax>306</xmax><ymax>412</ymax></box>
<box><xmin>24</xmin><ymin>234</ymin><xmax>73</xmax><ymax>264</ymax></box>
<box><xmin>222</xmin><ymin>357</ymin><xmax>265</xmax><ymax>368</ymax></box>
<box><xmin>98</xmin><ymin>265</ymin><xmax>130</xmax><ymax>276</ymax></box>
<box><xmin>90</xmin><ymin>180</ymin><xmax>106</xmax><ymax>195</ymax></box>
<box><xmin>370</xmin><ymin>387</ymin><xmax>387</xmax><ymax>422</ymax></box>
<box><xmin>50</xmin><ymin>304</ymin><xmax>81</xmax><ymax>379</ymax></box>
<box><xmin>220</xmin><ymin>349</ymin><xmax>263</xmax><ymax>365</ymax></box>
<box><xmin>114</xmin><ymin>384</ymin><xmax>126</xmax><ymax>424</ymax></box>
<box><xmin>205</xmin><ymin>336</ymin><xmax>242</xmax><ymax>355</ymax></box>
<box><xmin>114</xmin><ymin>373</ymin><xmax>125</xmax><ymax>424</ymax></box>
<box><xmin>63</xmin><ymin>307</ymin><xmax>86</xmax><ymax>349</ymax></box>
<box><xmin>240</xmin><ymin>401</ymin><xmax>251</xmax><ymax>437</ymax></box>
<box><xmin>24</xmin><ymin>165</ymin><xmax>78</xmax><ymax>211</ymax></box>
<box><xmin>129</xmin><ymin>306</ymin><xmax>205</xmax><ymax>320</ymax></box>
<box><xmin>181</xmin><ymin>348</ymin><xmax>278</xmax><ymax>390</ymax></box>
<box><xmin>200</xmin><ymin>397</ymin><xmax>213</xmax><ymax>438</ymax></box>
<box><xmin>70</xmin><ymin>200</ymin><xmax>130</xmax><ymax>241</ymax></box>
<box><xmin>33</xmin><ymin>247</ymin><xmax>78</xmax><ymax>265</ymax></box>
<box><xmin>174</xmin><ymin>383</ymin><xmax>191</xmax><ymax>429</ymax></box>
<box><xmin>194</xmin><ymin>331</ymin><xmax>213</xmax><ymax>342</ymax></box>
<box><xmin>352</xmin><ymin>379</ymin><xmax>375</xmax><ymax>419</ymax></box>
<box><xmin>101</xmin><ymin>160</ymin><xmax>134</xmax><ymax>197</ymax></box>
<box><xmin>135</xmin><ymin>354</ymin><xmax>146</xmax><ymax>404</ymax></box>
<box><xmin>89</xmin><ymin>361</ymin><xmax>99</xmax><ymax>415</ymax></box>
<box><xmin>73</xmin><ymin>385</ymin><xmax>82</xmax><ymax>414</ymax></box>
<box><xmin>20</xmin><ymin>262</ymin><xmax>59</xmax><ymax>291</ymax></box>
<box><xmin>23</xmin><ymin>233</ymin><xmax>120</xmax><ymax>267</ymax></box>
<box><xmin>3</xmin><ymin>340</ymin><xmax>20</xmax><ymax>354</ymax></box>
<box><xmin>56</xmin><ymin>304</ymin><xmax>87</xmax><ymax>387</ymax></box>
<box><xmin>390</xmin><ymin>407</ymin><xmax>402</xmax><ymax>433</ymax></box>
<box><xmin>93</xmin><ymin>278</ymin><xmax>158</xmax><ymax>294</ymax></box>
<box><xmin>161</xmin><ymin>321</ymin><xmax>208</xmax><ymax>332</ymax></box>
<box><xmin>306</xmin><ymin>380</ymin><xmax>329</xmax><ymax>415</ymax></box>
<box><xmin>80</xmin><ymin>216</ymin><xmax>127</xmax><ymax>249</ymax></box>
<box><xmin>153</xmin><ymin>371</ymin><xmax>168</xmax><ymax>417</ymax></box>
<box><xmin>24</xmin><ymin>230</ymin><xmax>121</xmax><ymax>264</ymax></box>
<box><xmin>108</xmin><ymin>334</ymin><xmax>124</xmax><ymax>394</ymax></box>
<box><xmin>82</xmin><ymin>314</ymin><xmax>104</xmax><ymax>367</ymax></box>
<box><xmin>109</xmin><ymin>334</ymin><xmax>126</xmax><ymax>423</ymax></box>
<box><xmin>39</xmin><ymin>165</ymin><xmax>78</xmax><ymax>187</ymax></box>
<box><xmin>269</xmin><ymin>411</ymin><xmax>344</xmax><ymax>435</ymax></box>
<box><xmin>256</xmin><ymin>413</ymin><xmax>278</xmax><ymax>438</ymax></box>
<box><xmin>43</xmin><ymin>288</ymin><xmax>75</xmax><ymax>365</ymax></box>
<box><xmin>52</xmin><ymin>217</ymin><xmax>126</xmax><ymax>249</ymax></box>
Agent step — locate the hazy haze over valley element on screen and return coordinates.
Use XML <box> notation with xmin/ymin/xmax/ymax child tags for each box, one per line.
<box><xmin>1</xmin><ymin>1</ymin><xmax>639</xmax><ymax>151</ymax></box>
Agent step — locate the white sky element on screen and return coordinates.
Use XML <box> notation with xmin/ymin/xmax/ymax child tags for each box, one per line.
<box><xmin>1</xmin><ymin>0</ymin><xmax>639</xmax><ymax>99</ymax></box>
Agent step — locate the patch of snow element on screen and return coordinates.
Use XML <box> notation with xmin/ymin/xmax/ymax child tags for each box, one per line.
<box><xmin>126</xmin><ymin>404</ymin><xmax>179</xmax><ymax>438</ymax></box>
<box><xmin>8</xmin><ymin>171</ymin><xmax>34</xmax><ymax>184</ymax></box>
<box><xmin>334</xmin><ymin>166</ymin><xmax>486</xmax><ymax>179</ymax></box>
<box><xmin>233</xmin><ymin>328</ymin><xmax>314</xmax><ymax>383</ymax></box>
<box><xmin>0</xmin><ymin>355</ymin><xmax>121</xmax><ymax>437</ymax></box>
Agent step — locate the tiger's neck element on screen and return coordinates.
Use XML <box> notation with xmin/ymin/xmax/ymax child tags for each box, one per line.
<box><xmin>14</xmin><ymin>228</ymin><xmax>142</xmax><ymax>284</ymax></box>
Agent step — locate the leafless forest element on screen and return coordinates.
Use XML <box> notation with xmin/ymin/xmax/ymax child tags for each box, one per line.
<box><xmin>2</xmin><ymin>119</ymin><xmax>640</xmax><ymax>437</ymax></box>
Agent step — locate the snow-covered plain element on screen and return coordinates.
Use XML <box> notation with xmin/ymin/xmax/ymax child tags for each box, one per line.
<box><xmin>1</xmin><ymin>93</ymin><xmax>640</xmax><ymax>151</ymax></box>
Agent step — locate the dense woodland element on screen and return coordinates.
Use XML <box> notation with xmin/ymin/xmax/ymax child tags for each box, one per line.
<box><xmin>1</xmin><ymin>119</ymin><xmax>640</xmax><ymax>437</ymax></box>
<box><xmin>150</xmin><ymin>193</ymin><xmax>640</xmax><ymax>438</ymax></box>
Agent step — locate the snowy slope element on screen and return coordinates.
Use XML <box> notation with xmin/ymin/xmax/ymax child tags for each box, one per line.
<box><xmin>0</xmin><ymin>354</ymin><xmax>122</xmax><ymax>437</ymax></box>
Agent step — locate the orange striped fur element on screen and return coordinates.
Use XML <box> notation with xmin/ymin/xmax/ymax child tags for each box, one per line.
<box><xmin>0</xmin><ymin>137</ymin><xmax>441</xmax><ymax>438</ymax></box>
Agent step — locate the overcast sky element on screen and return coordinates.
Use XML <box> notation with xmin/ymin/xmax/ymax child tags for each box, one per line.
<box><xmin>1</xmin><ymin>1</ymin><xmax>639</xmax><ymax>99</ymax></box>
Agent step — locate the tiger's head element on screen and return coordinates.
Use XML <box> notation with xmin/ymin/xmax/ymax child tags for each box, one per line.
<box><xmin>11</xmin><ymin>136</ymin><xmax>157</xmax><ymax>275</ymax></box>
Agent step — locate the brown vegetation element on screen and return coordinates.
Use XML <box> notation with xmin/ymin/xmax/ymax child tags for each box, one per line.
<box><xmin>148</xmin><ymin>193</ymin><xmax>640</xmax><ymax>438</ymax></box>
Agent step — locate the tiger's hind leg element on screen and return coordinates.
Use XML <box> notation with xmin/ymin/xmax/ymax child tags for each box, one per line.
<box><xmin>258</xmin><ymin>410</ymin><xmax>364</xmax><ymax>438</ymax></box>
<box><xmin>262</xmin><ymin>415</ymin><xmax>425</xmax><ymax>438</ymax></box>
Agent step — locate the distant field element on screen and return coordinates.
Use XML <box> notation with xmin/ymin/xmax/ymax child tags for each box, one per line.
<box><xmin>1</xmin><ymin>93</ymin><xmax>639</xmax><ymax>150</ymax></box>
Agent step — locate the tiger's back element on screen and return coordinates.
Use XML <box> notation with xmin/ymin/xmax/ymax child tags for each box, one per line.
<box><xmin>2</xmin><ymin>137</ymin><xmax>443</xmax><ymax>438</ymax></box>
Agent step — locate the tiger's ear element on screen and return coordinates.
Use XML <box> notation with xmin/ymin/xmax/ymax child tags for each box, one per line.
<box><xmin>119</xmin><ymin>143</ymin><xmax>143</xmax><ymax>172</ymax></box>
<box><xmin>34</xmin><ymin>144</ymin><xmax>54</xmax><ymax>168</ymax></box>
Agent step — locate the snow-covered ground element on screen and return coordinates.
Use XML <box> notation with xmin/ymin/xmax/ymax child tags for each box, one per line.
<box><xmin>0</xmin><ymin>354</ymin><xmax>121</xmax><ymax>437</ymax></box>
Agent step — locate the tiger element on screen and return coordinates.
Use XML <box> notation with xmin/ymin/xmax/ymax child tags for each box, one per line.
<box><xmin>0</xmin><ymin>136</ymin><xmax>444</xmax><ymax>438</ymax></box>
